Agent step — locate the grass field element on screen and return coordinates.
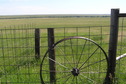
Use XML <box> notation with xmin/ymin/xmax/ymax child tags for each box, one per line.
<box><xmin>0</xmin><ymin>15</ymin><xmax>110</xmax><ymax>28</ymax></box>
<box><xmin>0</xmin><ymin>15</ymin><xmax>126</xmax><ymax>84</ymax></box>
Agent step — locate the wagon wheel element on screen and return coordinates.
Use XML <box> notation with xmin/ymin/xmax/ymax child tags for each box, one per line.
<box><xmin>40</xmin><ymin>36</ymin><xmax>109</xmax><ymax>84</ymax></box>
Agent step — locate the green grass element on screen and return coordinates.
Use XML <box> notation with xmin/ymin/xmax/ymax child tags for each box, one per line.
<box><xmin>0</xmin><ymin>15</ymin><xmax>126</xmax><ymax>83</ymax></box>
<box><xmin>0</xmin><ymin>16</ymin><xmax>110</xmax><ymax>28</ymax></box>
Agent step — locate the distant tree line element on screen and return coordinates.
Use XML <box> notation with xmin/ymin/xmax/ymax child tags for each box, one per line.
<box><xmin>0</xmin><ymin>15</ymin><xmax>110</xmax><ymax>19</ymax></box>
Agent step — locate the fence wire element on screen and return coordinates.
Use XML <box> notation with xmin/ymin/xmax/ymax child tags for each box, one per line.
<box><xmin>0</xmin><ymin>26</ymin><xmax>110</xmax><ymax>83</ymax></box>
<box><xmin>115</xmin><ymin>17</ymin><xmax>126</xmax><ymax>83</ymax></box>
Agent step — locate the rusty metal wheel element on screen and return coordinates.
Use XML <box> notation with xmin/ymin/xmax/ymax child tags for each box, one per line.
<box><xmin>40</xmin><ymin>36</ymin><xmax>109</xmax><ymax>84</ymax></box>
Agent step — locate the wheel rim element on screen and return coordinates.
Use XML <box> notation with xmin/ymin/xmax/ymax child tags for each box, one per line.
<box><xmin>40</xmin><ymin>36</ymin><xmax>109</xmax><ymax>84</ymax></box>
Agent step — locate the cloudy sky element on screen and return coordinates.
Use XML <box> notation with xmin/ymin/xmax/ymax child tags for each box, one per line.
<box><xmin>0</xmin><ymin>0</ymin><xmax>126</xmax><ymax>15</ymax></box>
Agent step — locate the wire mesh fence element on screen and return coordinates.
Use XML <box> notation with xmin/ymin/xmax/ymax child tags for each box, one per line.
<box><xmin>0</xmin><ymin>28</ymin><xmax>40</xmax><ymax>83</ymax></box>
<box><xmin>115</xmin><ymin>17</ymin><xmax>126</xmax><ymax>83</ymax></box>
<box><xmin>0</xmin><ymin>26</ymin><xmax>110</xmax><ymax>83</ymax></box>
<box><xmin>0</xmin><ymin>9</ymin><xmax>126</xmax><ymax>84</ymax></box>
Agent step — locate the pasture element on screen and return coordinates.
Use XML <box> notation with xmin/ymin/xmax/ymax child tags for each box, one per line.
<box><xmin>0</xmin><ymin>15</ymin><xmax>126</xmax><ymax>84</ymax></box>
<box><xmin>0</xmin><ymin>15</ymin><xmax>110</xmax><ymax>28</ymax></box>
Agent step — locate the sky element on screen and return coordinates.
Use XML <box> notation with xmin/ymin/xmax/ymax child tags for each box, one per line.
<box><xmin>0</xmin><ymin>0</ymin><xmax>126</xmax><ymax>15</ymax></box>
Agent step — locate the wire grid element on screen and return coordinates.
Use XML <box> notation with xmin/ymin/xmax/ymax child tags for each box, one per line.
<box><xmin>115</xmin><ymin>17</ymin><xmax>126</xmax><ymax>83</ymax></box>
<box><xmin>0</xmin><ymin>26</ymin><xmax>110</xmax><ymax>83</ymax></box>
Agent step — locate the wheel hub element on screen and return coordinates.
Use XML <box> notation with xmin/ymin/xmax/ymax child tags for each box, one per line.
<box><xmin>71</xmin><ymin>68</ymin><xmax>80</xmax><ymax>76</ymax></box>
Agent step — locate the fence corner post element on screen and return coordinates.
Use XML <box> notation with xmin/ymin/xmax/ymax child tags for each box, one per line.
<box><xmin>106</xmin><ymin>9</ymin><xmax>119</xmax><ymax>84</ymax></box>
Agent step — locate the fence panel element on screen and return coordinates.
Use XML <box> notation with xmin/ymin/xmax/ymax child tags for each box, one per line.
<box><xmin>0</xmin><ymin>26</ymin><xmax>110</xmax><ymax>83</ymax></box>
<box><xmin>115</xmin><ymin>18</ymin><xmax>126</xmax><ymax>83</ymax></box>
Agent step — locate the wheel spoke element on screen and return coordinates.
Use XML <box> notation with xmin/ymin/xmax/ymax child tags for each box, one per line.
<box><xmin>42</xmin><ymin>69</ymin><xmax>71</xmax><ymax>73</ymax></box>
<box><xmin>55</xmin><ymin>45</ymin><xmax>74</xmax><ymax>69</ymax></box>
<box><xmin>76</xmin><ymin>76</ymin><xmax>78</xmax><ymax>84</ymax></box>
<box><xmin>54</xmin><ymin>74</ymin><xmax>72</xmax><ymax>83</ymax></box>
<box><xmin>78</xmin><ymin>76</ymin><xmax>83</xmax><ymax>83</ymax></box>
<box><xmin>79</xmin><ymin>47</ymin><xmax>99</xmax><ymax>69</ymax></box>
<box><xmin>63</xmin><ymin>74</ymin><xmax>72</xmax><ymax>84</ymax></box>
<box><xmin>80</xmin><ymin>74</ymin><xmax>96</xmax><ymax>83</ymax></box>
<box><xmin>47</xmin><ymin>57</ymin><xmax>69</xmax><ymax>69</ymax></box>
<box><xmin>80</xmin><ymin>71</ymin><xmax>106</xmax><ymax>74</ymax></box>
<box><xmin>76</xmin><ymin>40</ymin><xmax>87</xmax><ymax>68</ymax></box>
<box><xmin>80</xmin><ymin>59</ymin><xmax>106</xmax><ymax>70</ymax></box>
<box><xmin>70</xmin><ymin>39</ymin><xmax>76</xmax><ymax>68</ymax></box>
<box><xmin>71</xmin><ymin>76</ymin><xmax>75</xmax><ymax>84</ymax></box>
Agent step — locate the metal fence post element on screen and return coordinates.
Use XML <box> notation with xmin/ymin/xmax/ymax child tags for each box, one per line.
<box><xmin>107</xmin><ymin>9</ymin><xmax>119</xmax><ymax>84</ymax></box>
<box><xmin>35</xmin><ymin>28</ymin><xmax>40</xmax><ymax>59</ymax></box>
<box><xmin>48</xmin><ymin>28</ymin><xmax>56</xmax><ymax>83</ymax></box>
